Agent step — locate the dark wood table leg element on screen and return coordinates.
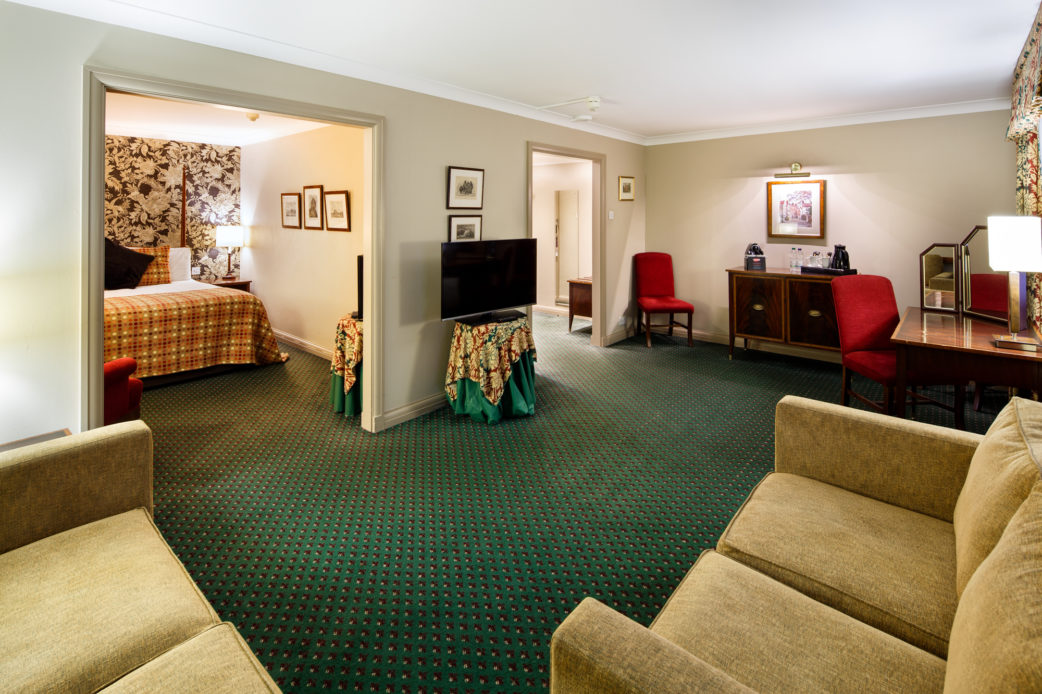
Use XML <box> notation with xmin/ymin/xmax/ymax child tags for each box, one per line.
<box><xmin>895</xmin><ymin>344</ymin><xmax>908</xmax><ymax>420</ymax></box>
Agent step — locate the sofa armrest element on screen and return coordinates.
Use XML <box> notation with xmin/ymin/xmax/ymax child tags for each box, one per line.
<box><xmin>774</xmin><ymin>395</ymin><xmax>982</xmax><ymax>522</ymax></box>
<box><xmin>0</xmin><ymin>420</ymin><xmax>153</xmax><ymax>553</ymax></box>
<box><xmin>550</xmin><ymin>597</ymin><xmax>755</xmax><ymax>694</ymax></box>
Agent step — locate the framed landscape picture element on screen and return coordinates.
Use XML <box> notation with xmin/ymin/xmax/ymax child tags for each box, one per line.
<box><xmin>303</xmin><ymin>185</ymin><xmax>324</xmax><ymax>229</ymax></box>
<box><xmin>448</xmin><ymin>215</ymin><xmax>482</xmax><ymax>242</ymax></box>
<box><xmin>323</xmin><ymin>190</ymin><xmax>350</xmax><ymax>231</ymax></box>
<box><xmin>280</xmin><ymin>193</ymin><xmax>301</xmax><ymax>229</ymax></box>
<box><xmin>447</xmin><ymin>166</ymin><xmax>484</xmax><ymax>209</ymax></box>
<box><xmin>618</xmin><ymin>175</ymin><xmax>635</xmax><ymax>201</ymax></box>
<box><xmin>767</xmin><ymin>179</ymin><xmax>826</xmax><ymax>239</ymax></box>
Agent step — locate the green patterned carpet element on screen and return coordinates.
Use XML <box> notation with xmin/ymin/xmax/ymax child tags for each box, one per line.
<box><xmin>142</xmin><ymin>313</ymin><xmax>996</xmax><ymax>692</ymax></box>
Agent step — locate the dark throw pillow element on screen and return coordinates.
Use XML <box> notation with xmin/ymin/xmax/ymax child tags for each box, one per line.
<box><xmin>104</xmin><ymin>238</ymin><xmax>154</xmax><ymax>290</ymax></box>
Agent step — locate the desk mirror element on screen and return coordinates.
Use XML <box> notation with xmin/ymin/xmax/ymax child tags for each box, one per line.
<box><xmin>960</xmin><ymin>224</ymin><xmax>1008</xmax><ymax>323</ymax></box>
<box><xmin>920</xmin><ymin>243</ymin><xmax>959</xmax><ymax>313</ymax></box>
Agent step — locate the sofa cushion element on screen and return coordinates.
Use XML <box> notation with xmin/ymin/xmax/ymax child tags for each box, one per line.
<box><xmin>0</xmin><ymin>508</ymin><xmax>220</xmax><ymax>693</ymax></box>
<box><xmin>945</xmin><ymin>481</ymin><xmax>1042</xmax><ymax>692</ymax></box>
<box><xmin>717</xmin><ymin>472</ymin><xmax>956</xmax><ymax>657</ymax></box>
<box><xmin>100</xmin><ymin>623</ymin><xmax>280</xmax><ymax>693</ymax></box>
<box><xmin>952</xmin><ymin>396</ymin><xmax>1042</xmax><ymax>596</ymax></box>
<box><xmin>650</xmin><ymin>550</ymin><xmax>946</xmax><ymax>693</ymax></box>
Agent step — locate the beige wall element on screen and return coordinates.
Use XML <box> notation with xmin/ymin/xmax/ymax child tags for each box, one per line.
<box><xmin>646</xmin><ymin>111</ymin><xmax>1016</xmax><ymax>350</ymax></box>
<box><xmin>532</xmin><ymin>160</ymin><xmax>594</xmax><ymax>310</ymax></box>
<box><xmin>241</xmin><ymin>125</ymin><xmax>366</xmax><ymax>354</ymax></box>
<box><xmin>0</xmin><ymin>3</ymin><xmax>645</xmax><ymax>440</ymax></box>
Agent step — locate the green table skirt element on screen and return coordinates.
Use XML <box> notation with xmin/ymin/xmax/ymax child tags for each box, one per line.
<box><xmin>329</xmin><ymin>364</ymin><xmax>363</xmax><ymax>416</ymax></box>
<box><xmin>447</xmin><ymin>350</ymin><xmax>535</xmax><ymax>424</ymax></box>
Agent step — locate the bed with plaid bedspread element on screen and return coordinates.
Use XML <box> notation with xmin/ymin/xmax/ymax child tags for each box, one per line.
<box><xmin>104</xmin><ymin>287</ymin><xmax>283</xmax><ymax>378</ymax></box>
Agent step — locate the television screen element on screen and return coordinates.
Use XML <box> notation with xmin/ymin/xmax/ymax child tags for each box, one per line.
<box><xmin>441</xmin><ymin>239</ymin><xmax>537</xmax><ymax>321</ymax></box>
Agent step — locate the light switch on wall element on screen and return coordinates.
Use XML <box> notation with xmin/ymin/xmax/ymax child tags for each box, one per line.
<box><xmin>608</xmin><ymin>210</ymin><xmax>615</xmax><ymax>220</ymax></box>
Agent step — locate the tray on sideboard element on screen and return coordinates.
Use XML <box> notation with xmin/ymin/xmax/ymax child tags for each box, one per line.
<box><xmin>800</xmin><ymin>266</ymin><xmax>858</xmax><ymax>276</ymax></box>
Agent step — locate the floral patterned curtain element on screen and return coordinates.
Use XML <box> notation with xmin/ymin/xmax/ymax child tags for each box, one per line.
<box><xmin>1008</xmin><ymin>5</ymin><xmax>1042</xmax><ymax>328</ymax></box>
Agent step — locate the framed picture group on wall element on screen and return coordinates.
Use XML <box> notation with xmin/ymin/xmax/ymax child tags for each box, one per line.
<box><xmin>281</xmin><ymin>186</ymin><xmax>351</xmax><ymax>232</ymax></box>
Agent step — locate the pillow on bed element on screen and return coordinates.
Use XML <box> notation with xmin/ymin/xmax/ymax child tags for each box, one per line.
<box><xmin>169</xmin><ymin>247</ymin><xmax>191</xmax><ymax>281</ymax></box>
<box><xmin>104</xmin><ymin>238</ymin><xmax>154</xmax><ymax>290</ymax></box>
<box><xmin>127</xmin><ymin>245</ymin><xmax>171</xmax><ymax>286</ymax></box>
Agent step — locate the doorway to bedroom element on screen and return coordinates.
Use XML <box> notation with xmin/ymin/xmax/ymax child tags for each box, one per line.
<box><xmin>86</xmin><ymin>71</ymin><xmax>382</xmax><ymax>432</ymax></box>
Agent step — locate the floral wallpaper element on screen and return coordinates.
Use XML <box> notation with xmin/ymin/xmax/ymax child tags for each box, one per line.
<box><xmin>105</xmin><ymin>135</ymin><xmax>241</xmax><ymax>282</ymax></box>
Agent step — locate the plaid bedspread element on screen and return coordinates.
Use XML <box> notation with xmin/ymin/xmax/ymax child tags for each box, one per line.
<box><xmin>104</xmin><ymin>288</ymin><xmax>283</xmax><ymax>378</ymax></box>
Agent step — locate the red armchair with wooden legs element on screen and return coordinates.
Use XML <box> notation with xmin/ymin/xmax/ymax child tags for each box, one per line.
<box><xmin>831</xmin><ymin>274</ymin><xmax>965</xmax><ymax>428</ymax></box>
<box><xmin>103</xmin><ymin>358</ymin><xmax>143</xmax><ymax>425</ymax></box>
<box><xmin>634</xmin><ymin>252</ymin><xmax>694</xmax><ymax>348</ymax></box>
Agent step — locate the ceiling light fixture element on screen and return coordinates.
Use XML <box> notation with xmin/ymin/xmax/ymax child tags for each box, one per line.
<box><xmin>537</xmin><ymin>96</ymin><xmax>601</xmax><ymax>120</ymax></box>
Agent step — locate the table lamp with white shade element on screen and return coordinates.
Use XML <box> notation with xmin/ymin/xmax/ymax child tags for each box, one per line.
<box><xmin>987</xmin><ymin>215</ymin><xmax>1042</xmax><ymax>351</ymax></box>
<box><xmin>215</xmin><ymin>225</ymin><xmax>245</xmax><ymax>280</ymax></box>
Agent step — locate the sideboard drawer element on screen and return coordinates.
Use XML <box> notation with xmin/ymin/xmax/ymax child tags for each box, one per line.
<box><xmin>732</xmin><ymin>274</ymin><xmax>785</xmax><ymax>342</ymax></box>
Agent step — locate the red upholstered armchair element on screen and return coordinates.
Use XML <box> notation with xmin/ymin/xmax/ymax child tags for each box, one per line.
<box><xmin>633</xmin><ymin>252</ymin><xmax>694</xmax><ymax>348</ymax></box>
<box><xmin>831</xmin><ymin>274</ymin><xmax>964</xmax><ymax>428</ymax></box>
<box><xmin>103</xmin><ymin>358</ymin><xmax>143</xmax><ymax>426</ymax></box>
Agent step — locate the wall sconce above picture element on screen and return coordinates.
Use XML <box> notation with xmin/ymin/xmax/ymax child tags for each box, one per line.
<box><xmin>774</xmin><ymin>162</ymin><xmax>811</xmax><ymax>178</ymax></box>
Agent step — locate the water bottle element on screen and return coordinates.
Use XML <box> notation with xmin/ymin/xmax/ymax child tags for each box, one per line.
<box><xmin>789</xmin><ymin>247</ymin><xmax>797</xmax><ymax>269</ymax></box>
<box><xmin>797</xmin><ymin>247</ymin><xmax>804</xmax><ymax>268</ymax></box>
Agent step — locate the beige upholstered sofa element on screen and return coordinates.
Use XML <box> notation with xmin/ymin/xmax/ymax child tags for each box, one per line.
<box><xmin>551</xmin><ymin>395</ymin><xmax>1042</xmax><ymax>693</ymax></box>
<box><xmin>0</xmin><ymin>421</ymin><xmax>281</xmax><ymax>693</ymax></box>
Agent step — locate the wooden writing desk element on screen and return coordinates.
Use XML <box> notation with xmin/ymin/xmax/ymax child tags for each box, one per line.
<box><xmin>891</xmin><ymin>307</ymin><xmax>1042</xmax><ymax>419</ymax></box>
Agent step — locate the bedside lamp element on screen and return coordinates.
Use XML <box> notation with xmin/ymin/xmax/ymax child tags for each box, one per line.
<box><xmin>215</xmin><ymin>225</ymin><xmax>244</xmax><ymax>280</ymax></box>
<box><xmin>987</xmin><ymin>215</ymin><xmax>1042</xmax><ymax>351</ymax></box>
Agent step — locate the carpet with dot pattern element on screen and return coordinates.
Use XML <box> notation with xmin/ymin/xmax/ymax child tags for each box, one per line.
<box><xmin>142</xmin><ymin>312</ymin><xmax>997</xmax><ymax>692</ymax></box>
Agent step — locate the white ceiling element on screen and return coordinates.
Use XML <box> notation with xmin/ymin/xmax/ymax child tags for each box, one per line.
<box><xmin>106</xmin><ymin>92</ymin><xmax>329</xmax><ymax>146</ymax></box>
<box><xmin>17</xmin><ymin>0</ymin><xmax>1042</xmax><ymax>144</ymax></box>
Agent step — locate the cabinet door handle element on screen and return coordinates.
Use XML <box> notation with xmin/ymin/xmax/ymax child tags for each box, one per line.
<box><xmin>807</xmin><ymin>309</ymin><xmax>822</xmax><ymax>318</ymax></box>
<box><xmin>751</xmin><ymin>303</ymin><xmax>765</xmax><ymax>311</ymax></box>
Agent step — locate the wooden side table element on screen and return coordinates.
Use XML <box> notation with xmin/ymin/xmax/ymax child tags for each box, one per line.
<box><xmin>567</xmin><ymin>277</ymin><xmax>592</xmax><ymax>331</ymax></box>
<box><xmin>209</xmin><ymin>278</ymin><xmax>252</xmax><ymax>292</ymax></box>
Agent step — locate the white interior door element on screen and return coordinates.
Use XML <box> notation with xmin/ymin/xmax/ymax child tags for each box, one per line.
<box><xmin>556</xmin><ymin>189</ymin><xmax>579</xmax><ymax>303</ymax></box>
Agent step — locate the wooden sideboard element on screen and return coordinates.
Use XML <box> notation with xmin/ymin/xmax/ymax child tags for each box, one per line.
<box><xmin>727</xmin><ymin>267</ymin><xmax>841</xmax><ymax>358</ymax></box>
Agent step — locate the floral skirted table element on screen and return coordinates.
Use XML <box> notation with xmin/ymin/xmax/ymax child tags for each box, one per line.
<box><xmin>329</xmin><ymin>314</ymin><xmax>363</xmax><ymax>416</ymax></box>
<box><xmin>445</xmin><ymin>316</ymin><xmax>537</xmax><ymax>424</ymax></box>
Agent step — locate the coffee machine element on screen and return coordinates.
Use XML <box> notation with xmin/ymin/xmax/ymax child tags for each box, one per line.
<box><xmin>744</xmin><ymin>242</ymin><xmax>766</xmax><ymax>271</ymax></box>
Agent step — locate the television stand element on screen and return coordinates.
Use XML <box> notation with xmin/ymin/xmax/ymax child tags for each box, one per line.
<box><xmin>457</xmin><ymin>309</ymin><xmax>525</xmax><ymax>326</ymax></box>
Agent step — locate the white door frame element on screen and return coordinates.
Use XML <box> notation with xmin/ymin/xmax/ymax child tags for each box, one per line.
<box><xmin>83</xmin><ymin>68</ymin><xmax>385</xmax><ymax>431</ymax></box>
<box><xmin>527</xmin><ymin>142</ymin><xmax>605</xmax><ymax>346</ymax></box>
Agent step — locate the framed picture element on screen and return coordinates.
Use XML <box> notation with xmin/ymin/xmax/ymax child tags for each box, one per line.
<box><xmin>447</xmin><ymin>166</ymin><xmax>484</xmax><ymax>209</ymax></box>
<box><xmin>323</xmin><ymin>190</ymin><xmax>350</xmax><ymax>231</ymax></box>
<box><xmin>448</xmin><ymin>215</ymin><xmax>482</xmax><ymax>242</ymax></box>
<box><xmin>280</xmin><ymin>193</ymin><xmax>301</xmax><ymax>229</ymax></box>
<box><xmin>303</xmin><ymin>185</ymin><xmax>324</xmax><ymax>229</ymax></box>
<box><xmin>767</xmin><ymin>179</ymin><xmax>826</xmax><ymax>239</ymax></box>
<box><xmin>618</xmin><ymin>176</ymin><xmax>635</xmax><ymax>201</ymax></box>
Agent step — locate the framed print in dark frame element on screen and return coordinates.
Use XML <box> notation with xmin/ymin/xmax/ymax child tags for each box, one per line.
<box><xmin>280</xmin><ymin>193</ymin><xmax>301</xmax><ymax>229</ymax></box>
<box><xmin>448</xmin><ymin>215</ymin><xmax>482</xmax><ymax>242</ymax></box>
<box><xmin>766</xmin><ymin>179</ymin><xmax>825</xmax><ymax>239</ymax></box>
<box><xmin>303</xmin><ymin>185</ymin><xmax>324</xmax><ymax>230</ymax></box>
<box><xmin>447</xmin><ymin>166</ymin><xmax>484</xmax><ymax>209</ymax></box>
<box><xmin>323</xmin><ymin>190</ymin><xmax>350</xmax><ymax>231</ymax></box>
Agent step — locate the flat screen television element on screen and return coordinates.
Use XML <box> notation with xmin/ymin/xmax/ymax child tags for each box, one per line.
<box><xmin>441</xmin><ymin>238</ymin><xmax>537</xmax><ymax>322</ymax></box>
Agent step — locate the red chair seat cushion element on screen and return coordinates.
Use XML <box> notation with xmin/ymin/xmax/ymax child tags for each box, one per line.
<box><xmin>638</xmin><ymin>296</ymin><xmax>694</xmax><ymax>313</ymax></box>
<box><xmin>843</xmin><ymin>349</ymin><xmax>897</xmax><ymax>386</ymax></box>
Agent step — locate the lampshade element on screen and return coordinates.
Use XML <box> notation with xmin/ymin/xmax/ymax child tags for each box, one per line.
<box><xmin>987</xmin><ymin>215</ymin><xmax>1042</xmax><ymax>272</ymax></box>
<box><xmin>215</xmin><ymin>225</ymin><xmax>244</xmax><ymax>248</ymax></box>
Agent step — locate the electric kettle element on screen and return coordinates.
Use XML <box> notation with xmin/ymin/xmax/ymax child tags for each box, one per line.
<box><xmin>829</xmin><ymin>244</ymin><xmax>850</xmax><ymax>270</ymax></box>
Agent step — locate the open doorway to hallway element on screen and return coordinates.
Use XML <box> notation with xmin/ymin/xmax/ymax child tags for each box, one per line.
<box><xmin>530</xmin><ymin>150</ymin><xmax>598</xmax><ymax>343</ymax></box>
